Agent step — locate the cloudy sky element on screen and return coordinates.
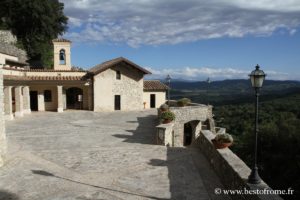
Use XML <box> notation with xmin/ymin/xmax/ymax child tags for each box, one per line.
<box><xmin>61</xmin><ymin>0</ymin><xmax>300</xmax><ymax>80</ymax></box>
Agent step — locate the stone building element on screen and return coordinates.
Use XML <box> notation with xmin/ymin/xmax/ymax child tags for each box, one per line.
<box><xmin>0</xmin><ymin>33</ymin><xmax>168</xmax><ymax>119</ymax></box>
<box><xmin>0</xmin><ymin>64</ymin><xmax>6</xmax><ymax>167</ymax></box>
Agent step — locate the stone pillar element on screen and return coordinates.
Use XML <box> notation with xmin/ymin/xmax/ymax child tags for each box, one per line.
<box><xmin>3</xmin><ymin>86</ymin><xmax>13</xmax><ymax>120</ymax></box>
<box><xmin>38</xmin><ymin>90</ymin><xmax>45</xmax><ymax>111</ymax></box>
<box><xmin>83</xmin><ymin>87</ymin><xmax>88</xmax><ymax>110</ymax></box>
<box><xmin>0</xmin><ymin>64</ymin><xmax>7</xmax><ymax>167</ymax></box>
<box><xmin>23</xmin><ymin>86</ymin><xmax>31</xmax><ymax>114</ymax></box>
<box><xmin>14</xmin><ymin>86</ymin><xmax>24</xmax><ymax>117</ymax></box>
<box><xmin>88</xmin><ymin>84</ymin><xmax>93</xmax><ymax>111</ymax></box>
<box><xmin>57</xmin><ymin>85</ymin><xmax>63</xmax><ymax>112</ymax></box>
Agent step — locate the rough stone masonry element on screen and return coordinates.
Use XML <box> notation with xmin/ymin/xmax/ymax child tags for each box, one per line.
<box><xmin>0</xmin><ymin>64</ymin><xmax>6</xmax><ymax>167</ymax></box>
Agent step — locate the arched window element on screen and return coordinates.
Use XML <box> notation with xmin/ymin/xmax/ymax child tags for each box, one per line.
<box><xmin>59</xmin><ymin>49</ymin><xmax>66</xmax><ymax>65</ymax></box>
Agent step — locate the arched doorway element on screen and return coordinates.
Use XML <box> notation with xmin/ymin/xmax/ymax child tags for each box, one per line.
<box><xmin>66</xmin><ymin>87</ymin><xmax>83</xmax><ymax>109</ymax></box>
<box><xmin>184</xmin><ymin>123</ymin><xmax>193</xmax><ymax>146</ymax></box>
<box><xmin>183</xmin><ymin>120</ymin><xmax>201</xmax><ymax>146</ymax></box>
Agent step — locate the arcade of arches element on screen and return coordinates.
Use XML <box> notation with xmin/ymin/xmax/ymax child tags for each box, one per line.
<box><xmin>3</xmin><ymin>83</ymin><xmax>92</xmax><ymax>120</ymax></box>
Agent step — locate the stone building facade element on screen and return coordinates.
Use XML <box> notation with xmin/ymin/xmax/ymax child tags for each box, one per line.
<box><xmin>0</xmin><ymin>34</ymin><xmax>168</xmax><ymax>118</ymax></box>
<box><xmin>91</xmin><ymin>59</ymin><xmax>147</xmax><ymax>111</ymax></box>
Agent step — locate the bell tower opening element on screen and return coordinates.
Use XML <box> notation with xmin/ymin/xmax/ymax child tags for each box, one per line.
<box><xmin>52</xmin><ymin>38</ymin><xmax>71</xmax><ymax>70</ymax></box>
<box><xmin>59</xmin><ymin>49</ymin><xmax>66</xmax><ymax>65</ymax></box>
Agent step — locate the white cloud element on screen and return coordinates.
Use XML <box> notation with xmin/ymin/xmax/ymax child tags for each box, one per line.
<box><xmin>60</xmin><ymin>0</ymin><xmax>300</xmax><ymax>47</ymax></box>
<box><xmin>145</xmin><ymin>66</ymin><xmax>297</xmax><ymax>81</ymax></box>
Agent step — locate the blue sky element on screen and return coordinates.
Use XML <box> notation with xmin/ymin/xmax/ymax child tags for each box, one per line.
<box><xmin>61</xmin><ymin>0</ymin><xmax>300</xmax><ymax>81</ymax></box>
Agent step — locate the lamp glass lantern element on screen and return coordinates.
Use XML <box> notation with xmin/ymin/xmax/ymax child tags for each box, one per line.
<box><xmin>249</xmin><ymin>65</ymin><xmax>266</xmax><ymax>88</ymax></box>
<box><xmin>166</xmin><ymin>75</ymin><xmax>171</xmax><ymax>84</ymax></box>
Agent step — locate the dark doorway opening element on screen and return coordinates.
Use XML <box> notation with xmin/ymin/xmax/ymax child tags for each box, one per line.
<box><xmin>30</xmin><ymin>91</ymin><xmax>38</xmax><ymax>111</ymax></box>
<box><xmin>115</xmin><ymin>95</ymin><xmax>121</xmax><ymax>110</ymax></box>
<box><xmin>184</xmin><ymin>123</ymin><xmax>193</xmax><ymax>146</ymax></box>
<box><xmin>150</xmin><ymin>94</ymin><xmax>156</xmax><ymax>108</ymax></box>
<box><xmin>66</xmin><ymin>87</ymin><xmax>83</xmax><ymax>109</ymax></box>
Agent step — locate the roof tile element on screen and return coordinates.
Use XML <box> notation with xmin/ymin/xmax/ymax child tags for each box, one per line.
<box><xmin>52</xmin><ymin>38</ymin><xmax>71</xmax><ymax>43</ymax></box>
<box><xmin>89</xmin><ymin>57</ymin><xmax>151</xmax><ymax>75</ymax></box>
<box><xmin>144</xmin><ymin>80</ymin><xmax>169</xmax><ymax>91</ymax></box>
<box><xmin>4</xmin><ymin>75</ymin><xmax>84</xmax><ymax>81</ymax></box>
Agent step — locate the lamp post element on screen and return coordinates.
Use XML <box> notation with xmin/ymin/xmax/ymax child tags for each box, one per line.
<box><xmin>166</xmin><ymin>75</ymin><xmax>171</xmax><ymax>105</ymax></box>
<box><xmin>248</xmin><ymin>64</ymin><xmax>266</xmax><ymax>184</ymax></box>
<box><xmin>207</xmin><ymin>77</ymin><xmax>211</xmax><ymax>105</ymax></box>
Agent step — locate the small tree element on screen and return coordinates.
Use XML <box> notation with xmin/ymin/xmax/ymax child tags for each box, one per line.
<box><xmin>0</xmin><ymin>0</ymin><xmax>68</xmax><ymax>68</ymax></box>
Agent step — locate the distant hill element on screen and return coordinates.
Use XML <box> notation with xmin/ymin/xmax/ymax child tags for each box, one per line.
<box><xmin>169</xmin><ymin>79</ymin><xmax>300</xmax><ymax>92</ymax></box>
<box><xmin>168</xmin><ymin>79</ymin><xmax>300</xmax><ymax>106</ymax></box>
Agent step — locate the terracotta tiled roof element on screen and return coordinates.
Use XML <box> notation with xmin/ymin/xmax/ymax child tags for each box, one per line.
<box><xmin>52</xmin><ymin>38</ymin><xmax>71</xmax><ymax>43</ymax></box>
<box><xmin>144</xmin><ymin>80</ymin><xmax>169</xmax><ymax>91</ymax></box>
<box><xmin>3</xmin><ymin>66</ymin><xmax>87</xmax><ymax>72</ymax></box>
<box><xmin>4</xmin><ymin>75</ymin><xmax>85</xmax><ymax>81</ymax></box>
<box><xmin>89</xmin><ymin>57</ymin><xmax>151</xmax><ymax>75</ymax></box>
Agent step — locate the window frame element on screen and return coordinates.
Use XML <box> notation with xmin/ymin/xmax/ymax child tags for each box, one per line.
<box><xmin>116</xmin><ymin>70</ymin><xmax>121</xmax><ymax>80</ymax></box>
<box><xmin>44</xmin><ymin>90</ymin><xmax>52</xmax><ymax>102</ymax></box>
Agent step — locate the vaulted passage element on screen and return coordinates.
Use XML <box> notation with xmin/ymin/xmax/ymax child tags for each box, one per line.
<box><xmin>66</xmin><ymin>87</ymin><xmax>83</xmax><ymax>109</ymax></box>
<box><xmin>184</xmin><ymin>120</ymin><xmax>201</xmax><ymax>146</ymax></box>
<box><xmin>184</xmin><ymin>122</ymin><xmax>193</xmax><ymax>146</ymax></box>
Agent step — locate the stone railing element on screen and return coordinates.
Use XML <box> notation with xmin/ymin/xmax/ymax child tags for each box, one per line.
<box><xmin>197</xmin><ymin>130</ymin><xmax>283</xmax><ymax>200</ymax></box>
<box><xmin>0</xmin><ymin>30</ymin><xmax>17</xmax><ymax>44</ymax></box>
<box><xmin>156</xmin><ymin>101</ymin><xmax>214</xmax><ymax>147</ymax></box>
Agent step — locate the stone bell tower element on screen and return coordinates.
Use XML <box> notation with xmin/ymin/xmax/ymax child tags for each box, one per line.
<box><xmin>52</xmin><ymin>38</ymin><xmax>71</xmax><ymax>70</ymax></box>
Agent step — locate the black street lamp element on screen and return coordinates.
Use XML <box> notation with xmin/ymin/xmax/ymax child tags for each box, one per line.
<box><xmin>248</xmin><ymin>64</ymin><xmax>266</xmax><ymax>184</ymax></box>
<box><xmin>166</xmin><ymin>74</ymin><xmax>171</xmax><ymax>105</ymax></box>
<box><xmin>207</xmin><ymin>77</ymin><xmax>211</xmax><ymax>105</ymax></box>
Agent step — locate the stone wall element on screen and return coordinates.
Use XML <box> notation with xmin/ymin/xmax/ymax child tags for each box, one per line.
<box><xmin>0</xmin><ymin>43</ymin><xmax>28</xmax><ymax>63</ymax></box>
<box><xmin>0</xmin><ymin>30</ymin><xmax>17</xmax><ymax>44</ymax></box>
<box><xmin>169</xmin><ymin>104</ymin><xmax>213</xmax><ymax>146</ymax></box>
<box><xmin>197</xmin><ymin>130</ymin><xmax>283</xmax><ymax>200</ymax></box>
<box><xmin>0</xmin><ymin>30</ymin><xmax>28</xmax><ymax>63</ymax></box>
<box><xmin>0</xmin><ymin>64</ymin><xmax>7</xmax><ymax>167</ymax></box>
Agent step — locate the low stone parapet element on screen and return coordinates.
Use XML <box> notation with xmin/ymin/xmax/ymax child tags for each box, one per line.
<box><xmin>156</xmin><ymin>123</ymin><xmax>174</xmax><ymax>146</ymax></box>
<box><xmin>198</xmin><ymin>130</ymin><xmax>283</xmax><ymax>200</ymax></box>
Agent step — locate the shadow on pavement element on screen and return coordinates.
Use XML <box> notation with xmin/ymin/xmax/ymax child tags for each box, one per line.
<box><xmin>113</xmin><ymin>113</ymin><xmax>231</xmax><ymax>199</ymax></box>
<box><xmin>31</xmin><ymin>170</ymin><xmax>168</xmax><ymax>200</ymax></box>
<box><xmin>0</xmin><ymin>190</ymin><xmax>19</xmax><ymax>200</ymax></box>
<box><xmin>113</xmin><ymin>114</ymin><xmax>158</xmax><ymax>144</ymax></box>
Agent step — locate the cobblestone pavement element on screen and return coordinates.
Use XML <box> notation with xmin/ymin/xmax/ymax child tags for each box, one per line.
<box><xmin>0</xmin><ymin>110</ymin><xmax>230</xmax><ymax>200</ymax></box>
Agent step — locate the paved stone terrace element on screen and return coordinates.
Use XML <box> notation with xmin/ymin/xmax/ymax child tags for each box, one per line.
<box><xmin>0</xmin><ymin>110</ymin><xmax>230</xmax><ymax>200</ymax></box>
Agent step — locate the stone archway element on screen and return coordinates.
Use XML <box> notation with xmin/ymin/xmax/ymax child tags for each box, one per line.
<box><xmin>66</xmin><ymin>87</ymin><xmax>83</xmax><ymax>109</ymax></box>
<box><xmin>183</xmin><ymin>120</ymin><xmax>201</xmax><ymax>146</ymax></box>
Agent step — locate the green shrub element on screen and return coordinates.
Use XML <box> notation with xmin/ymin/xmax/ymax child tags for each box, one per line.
<box><xmin>161</xmin><ymin>111</ymin><xmax>176</xmax><ymax>121</ymax></box>
<box><xmin>177</xmin><ymin>98</ymin><xmax>191</xmax><ymax>107</ymax></box>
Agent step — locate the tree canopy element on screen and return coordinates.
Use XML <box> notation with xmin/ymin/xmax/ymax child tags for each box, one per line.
<box><xmin>214</xmin><ymin>94</ymin><xmax>300</xmax><ymax>200</ymax></box>
<box><xmin>0</xmin><ymin>0</ymin><xmax>68</xmax><ymax>67</ymax></box>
